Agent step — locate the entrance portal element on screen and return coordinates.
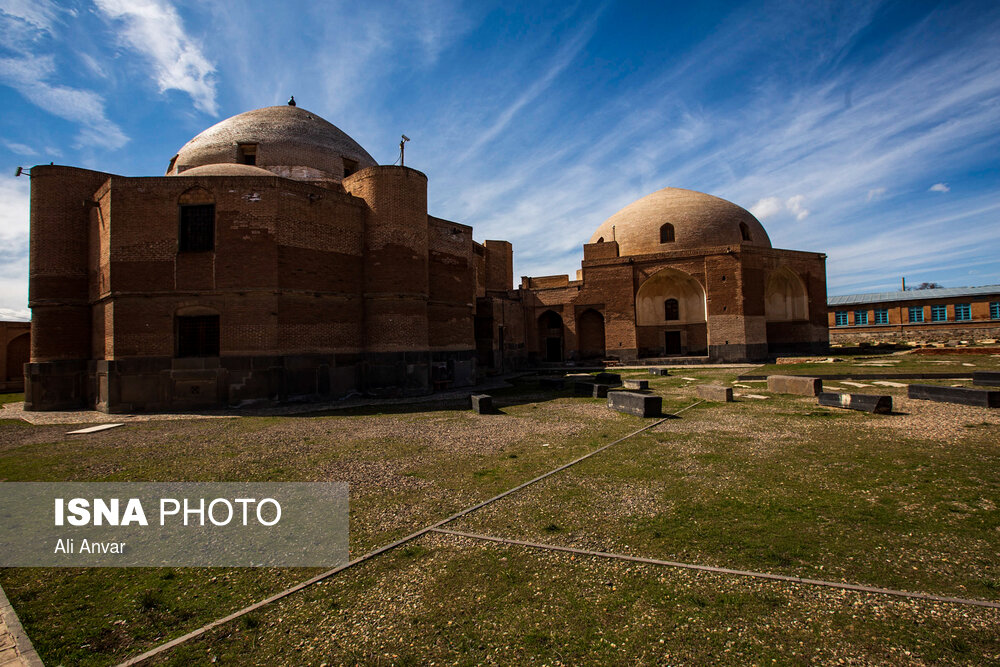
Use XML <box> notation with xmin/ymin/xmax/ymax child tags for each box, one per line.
<box><xmin>665</xmin><ymin>331</ymin><xmax>682</xmax><ymax>355</ymax></box>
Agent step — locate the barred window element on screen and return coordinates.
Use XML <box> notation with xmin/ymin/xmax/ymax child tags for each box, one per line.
<box><xmin>955</xmin><ymin>303</ymin><xmax>971</xmax><ymax>321</ymax></box>
<box><xmin>664</xmin><ymin>298</ymin><xmax>679</xmax><ymax>321</ymax></box>
<box><xmin>874</xmin><ymin>309</ymin><xmax>889</xmax><ymax>325</ymax></box>
<box><xmin>855</xmin><ymin>310</ymin><xmax>868</xmax><ymax>325</ymax></box>
<box><xmin>179</xmin><ymin>204</ymin><xmax>215</xmax><ymax>252</ymax></box>
<box><xmin>834</xmin><ymin>311</ymin><xmax>848</xmax><ymax>326</ymax></box>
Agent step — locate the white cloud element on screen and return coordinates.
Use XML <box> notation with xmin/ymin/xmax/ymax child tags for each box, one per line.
<box><xmin>866</xmin><ymin>187</ymin><xmax>886</xmax><ymax>201</ymax></box>
<box><xmin>3</xmin><ymin>141</ymin><xmax>37</xmax><ymax>156</ymax></box>
<box><xmin>0</xmin><ymin>176</ymin><xmax>30</xmax><ymax>317</ymax></box>
<box><xmin>0</xmin><ymin>55</ymin><xmax>128</xmax><ymax>149</ymax></box>
<box><xmin>785</xmin><ymin>194</ymin><xmax>810</xmax><ymax>220</ymax></box>
<box><xmin>0</xmin><ymin>308</ymin><xmax>29</xmax><ymax>321</ymax></box>
<box><xmin>750</xmin><ymin>196</ymin><xmax>783</xmax><ymax>219</ymax></box>
<box><xmin>929</xmin><ymin>182</ymin><xmax>950</xmax><ymax>192</ymax></box>
<box><xmin>94</xmin><ymin>0</ymin><xmax>218</xmax><ymax>115</ymax></box>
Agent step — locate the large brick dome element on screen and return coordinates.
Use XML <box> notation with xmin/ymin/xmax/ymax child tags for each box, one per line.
<box><xmin>590</xmin><ymin>187</ymin><xmax>771</xmax><ymax>256</ymax></box>
<box><xmin>167</xmin><ymin>105</ymin><xmax>377</xmax><ymax>182</ymax></box>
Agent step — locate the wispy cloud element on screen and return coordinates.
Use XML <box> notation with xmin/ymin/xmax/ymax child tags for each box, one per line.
<box><xmin>0</xmin><ymin>176</ymin><xmax>30</xmax><ymax>319</ymax></box>
<box><xmin>94</xmin><ymin>0</ymin><xmax>218</xmax><ymax>115</ymax></box>
<box><xmin>929</xmin><ymin>182</ymin><xmax>950</xmax><ymax>193</ymax></box>
<box><xmin>0</xmin><ymin>55</ymin><xmax>128</xmax><ymax>149</ymax></box>
<box><xmin>866</xmin><ymin>187</ymin><xmax>886</xmax><ymax>201</ymax></box>
<box><xmin>3</xmin><ymin>140</ymin><xmax>37</xmax><ymax>156</ymax></box>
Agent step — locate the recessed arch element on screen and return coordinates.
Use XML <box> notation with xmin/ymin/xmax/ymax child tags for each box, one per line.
<box><xmin>6</xmin><ymin>333</ymin><xmax>29</xmax><ymax>382</ymax></box>
<box><xmin>577</xmin><ymin>309</ymin><xmax>605</xmax><ymax>359</ymax></box>
<box><xmin>635</xmin><ymin>268</ymin><xmax>706</xmax><ymax>326</ymax></box>
<box><xmin>537</xmin><ymin>310</ymin><xmax>564</xmax><ymax>362</ymax></box>
<box><xmin>765</xmin><ymin>267</ymin><xmax>809</xmax><ymax>321</ymax></box>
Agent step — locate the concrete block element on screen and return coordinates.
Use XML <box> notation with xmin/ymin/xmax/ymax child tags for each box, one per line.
<box><xmin>573</xmin><ymin>381</ymin><xmax>595</xmax><ymax>395</ymax></box>
<box><xmin>649</xmin><ymin>368</ymin><xmax>670</xmax><ymax>376</ymax></box>
<box><xmin>470</xmin><ymin>394</ymin><xmax>493</xmax><ymax>414</ymax></box>
<box><xmin>973</xmin><ymin>371</ymin><xmax>1000</xmax><ymax>387</ymax></box>
<box><xmin>818</xmin><ymin>392</ymin><xmax>892</xmax><ymax>414</ymax></box>
<box><xmin>539</xmin><ymin>377</ymin><xmax>565</xmax><ymax>390</ymax></box>
<box><xmin>696</xmin><ymin>385</ymin><xmax>733</xmax><ymax>402</ymax></box>
<box><xmin>907</xmin><ymin>384</ymin><xmax>1000</xmax><ymax>408</ymax></box>
<box><xmin>594</xmin><ymin>372</ymin><xmax>622</xmax><ymax>386</ymax></box>
<box><xmin>592</xmin><ymin>384</ymin><xmax>610</xmax><ymax>398</ymax></box>
<box><xmin>767</xmin><ymin>375</ymin><xmax>823</xmax><ymax>396</ymax></box>
<box><xmin>623</xmin><ymin>379</ymin><xmax>648</xmax><ymax>390</ymax></box>
<box><xmin>607</xmin><ymin>390</ymin><xmax>661</xmax><ymax>417</ymax></box>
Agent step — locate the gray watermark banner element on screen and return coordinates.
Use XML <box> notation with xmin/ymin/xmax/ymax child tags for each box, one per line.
<box><xmin>0</xmin><ymin>483</ymin><xmax>348</xmax><ymax>567</ymax></box>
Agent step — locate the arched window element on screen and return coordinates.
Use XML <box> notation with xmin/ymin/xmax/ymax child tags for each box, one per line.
<box><xmin>739</xmin><ymin>222</ymin><xmax>751</xmax><ymax>241</ymax></box>
<box><xmin>664</xmin><ymin>298</ymin><xmax>679</xmax><ymax>321</ymax></box>
<box><xmin>660</xmin><ymin>223</ymin><xmax>675</xmax><ymax>243</ymax></box>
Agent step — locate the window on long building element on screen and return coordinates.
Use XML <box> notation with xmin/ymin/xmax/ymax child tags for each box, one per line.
<box><xmin>834</xmin><ymin>311</ymin><xmax>848</xmax><ymax>326</ymax></box>
<box><xmin>874</xmin><ymin>308</ymin><xmax>889</xmax><ymax>325</ymax></box>
<box><xmin>908</xmin><ymin>306</ymin><xmax>924</xmax><ymax>323</ymax></box>
<box><xmin>931</xmin><ymin>305</ymin><xmax>947</xmax><ymax>321</ymax></box>
<box><xmin>991</xmin><ymin>302</ymin><xmax>1000</xmax><ymax>320</ymax></box>
<box><xmin>855</xmin><ymin>310</ymin><xmax>868</xmax><ymax>325</ymax></box>
<box><xmin>955</xmin><ymin>303</ymin><xmax>971</xmax><ymax>321</ymax></box>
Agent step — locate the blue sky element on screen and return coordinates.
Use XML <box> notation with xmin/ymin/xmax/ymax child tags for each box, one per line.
<box><xmin>1</xmin><ymin>0</ymin><xmax>999</xmax><ymax>320</ymax></box>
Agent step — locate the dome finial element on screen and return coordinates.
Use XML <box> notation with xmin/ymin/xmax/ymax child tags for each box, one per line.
<box><xmin>288</xmin><ymin>96</ymin><xmax>296</xmax><ymax>107</ymax></box>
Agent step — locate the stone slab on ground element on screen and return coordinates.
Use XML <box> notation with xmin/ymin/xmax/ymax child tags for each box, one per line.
<box><xmin>767</xmin><ymin>375</ymin><xmax>823</xmax><ymax>396</ymax></box>
<box><xmin>907</xmin><ymin>384</ymin><xmax>1000</xmax><ymax>408</ymax></box>
<box><xmin>696</xmin><ymin>385</ymin><xmax>733</xmax><ymax>402</ymax></box>
<box><xmin>593</xmin><ymin>372</ymin><xmax>622</xmax><ymax>386</ymax></box>
<box><xmin>592</xmin><ymin>384</ymin><xmax>611</xmax><ymax>398</ymax></box>
<box><xmin>818</xmin><ymin>392</ymin><xmax>893</xmax><ymax>414</ymax></box>
<box><xmin>66</xmin><ymin>423</ymin><xmax>124</xmax><ymax>434</ymax></box>
<box><xmin>973</xmin><ymin>371</ymin><xmax>1000</xmax><ymax>387</ymax></box>
<box><xmin>622</xmin><ymin>379</ymin><xmax>648</xmax><ymax>390</ymax></box>
<box><xmin>573</xmin><ymin>381</ymin><xmax>595</xmax><ymax>396</ymax></box>
<box><xmin>470</xmin><ymin>394</ymin><xmax>494</xmax><ymax>414</ymax></box>
<box><xmin>607</xmin><ymin>390</ymin><xmax>661</xmax><ymax>417</ymax></box>
<box><xmin>648</xmin><ymin>368</ymin><xmax>671</xmax><ymax>376</ymax></box>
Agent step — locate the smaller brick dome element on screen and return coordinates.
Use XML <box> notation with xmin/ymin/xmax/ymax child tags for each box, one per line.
<box><xmin>168</xmin><ymin>163</ymin><xmax>276</xmax><ymax>177</ymax></box>
<box><xmin>590</xmin><ymin>187</ymin><xmax>771</xmax><ymax>256</ymax></box>
<box><xmin>168</xmin><ymin>105</ymin><xmax>377</xmax><ymax>183</ymax></box>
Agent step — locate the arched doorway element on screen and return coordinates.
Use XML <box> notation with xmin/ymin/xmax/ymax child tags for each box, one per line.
<box><xmin>538</xmin><ymin>310</ymin><xmax>564</xmax><ymax>362</ymax></box>
<box><xmin>6</xmin><ymin>333</ymin><xmax>29</xmax><ymax>381</ymax></box>
<box><xmin>577</xmin><ymin>309</ymin><xmax>605</xmax><ymax>359</ymax></box>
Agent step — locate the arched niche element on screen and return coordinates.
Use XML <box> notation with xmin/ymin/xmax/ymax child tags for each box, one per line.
<box><xmin>577</xmin><ymin>309</ymin><xmax>605</xmax><ymax>359</ymax></box>
<box><xmin>765</xmin><ymin>267</ymin><xmax>809</xmax><ymax>321</ymax></box>
<box><xmin>635</xmin><ymin>268</ymin><xmax>706</xmax><ymax>326</ymax></box>
<box><xmin>178</xmin><ymin>186</ymin><xmax>215</xmax><ymax>205</ymax></box>
<box><xmin>537</xmin><ymin>310</ymin><xmax>564</xmax><ymax>362</ymax></box>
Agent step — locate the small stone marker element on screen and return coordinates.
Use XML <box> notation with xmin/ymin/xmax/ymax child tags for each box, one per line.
<box><xmin>539</xmin><ymin>377</ymin><xmax>565</xmax><ymax>389</ymax></box>
<box><xmin>607</xmin><ymin>390</ymin><xmax>661</xmax><ymax>417</ymax></box>
<box><xmin>470</xmin><ymin>394</ymin><xmax>494</xmax><ymax>414</ymax></box>
<box><xmin>592</xmin><ymin>384</ymin><xmax>610</xmax><ymax>398</ymax></box>
<box><xmin>649</xmin><ymin>368</ymin><xmax>670</xmax><ymax>376</ymax></box>
<box><xmin>818</xmin><ymin>392</ymin><xmax>892</xmax><ymax>414</ymax></box>
<box><xmin>66</xmin><ymin>423</ymin><xmax>124</xmax><ymax>435</ymax></box>
<box><xmin>623</xmin><ymin>379</ymin><xmax>648</xmax><ymax>390</ymax></box>
<box><xmin>872</xmin><ymin>380</ymin><xmax>907</xmax><ymax>388</ymax></box>
<box><xmin>594</xmin><ymin>372</ymin><xmax>622</xmax><ymax>386</ymax></box>
<box><xmin>696</xmin><ymin>385</ymin><xmax>733</xmax><ymax>402</ymax></box>
<box><xmin>907</xmin><ymin>384</ymin><xmax>1000</xmax><ymax>408</ymax></box>
<box><xmin>767</xmin><ymin>375</ymin><xmax>823</xmax><ymax>396</ymax></box>
<box><xmin>973</xmin><ymin>371</ymin><xmax>1000</xmax><ymax>387</ymax></box>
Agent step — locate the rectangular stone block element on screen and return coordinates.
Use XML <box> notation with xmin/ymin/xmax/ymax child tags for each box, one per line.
<box><xmin>973</xmin><ymin>371</ymin><xmax>1000</xmax><ymax>387</ymax></box>
<box><xmin>649</xmin><ymin>368</ymin><xmax>670</xmax><ymax>376</ymax></box>
<box><xmin>767</xmin><ymin>375</ymin><xmax>823</xmax><ymax>396</ymax></box>
<box><xmin>592</xmin><ymin>384</ymin><xmax>610</xmax><ymax>398</ymax></box>
<box><xmin>696</xmin><ymin>385</ymin><xmax>733</xmax><ymax>402</ymax></box>
<box><xmin>623</xmin><ymin>379</ymin><xmax>648</xmax><ymax>390</ymax></box>
<box><xmin>907</xmin><ymin>384</ymin><xmax>1000</xmax><ymax>408</ymax></box>
<box><xmin>818</xmin><ymin>392</ymin><xmax>892</xmax><ymax>414</ymax></box>
<box><xmin>573</xmin><ymin>381</ymin><xmax>595</xmax><ymax>395</ymax></box>
<box><xmin>594</xmin><ymin>372</ymin><xmax>622</xmax><ymax>386</ymax></box>
<box><xmin>470</xmin><ymin>394</ymin><xmax>493</xmax><ymax>414</ymax></box>
<box><xmin>607</xmin><ymin>390</ymin><xmax>661</xmax><ymax>417</ymax></box>
<box><xmin>539</xmin><ymin>377</ymin><xmax>565</xmax><ymax>390</ymax></box>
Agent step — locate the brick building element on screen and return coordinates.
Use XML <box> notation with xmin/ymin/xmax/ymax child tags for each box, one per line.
<box><xmin>25</xmin><ymin>104</ymin><xmax>828</xmax><ymax>412</ymax></box>
<box><xmin>518</xmin><ymin>187</ymin><xmax>829</xmax><ymax>363</ymax></box>
<box><xmin>828</xmin><ymin>285</ymin><xmax>1000</xmax><ymax>344</ymax></box>
<box><xmin>1</xmin><ymin>321</ymin><xmax>29</xmax><ymax>393</ymax></box>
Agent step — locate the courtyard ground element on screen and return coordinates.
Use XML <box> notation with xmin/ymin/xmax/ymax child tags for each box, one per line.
<box><xmin>0</xmin><ymin>352</ymin><xmax>998</xmax><ymax>665</ymax></box>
